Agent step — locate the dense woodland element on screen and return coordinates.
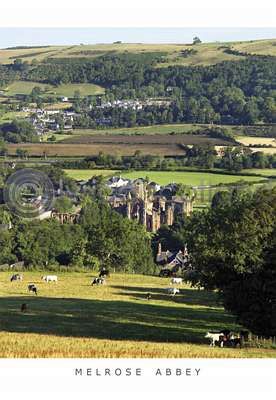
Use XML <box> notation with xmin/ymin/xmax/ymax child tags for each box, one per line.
<box><xmin>1</xmin><ymin>54</ymin><xmax>276</xmax><ymax>125</ymax></box>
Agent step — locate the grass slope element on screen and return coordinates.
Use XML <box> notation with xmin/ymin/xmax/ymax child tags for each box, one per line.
<box><xmin>1</xmin><ymin>39</ymin><xmax>275</xmax><ymax>67</ymax></box>
<box><xmin>3</xmin><ymin>80</ymin><xmax>105</xmax><ymax>97</ymax></box>
<box><xmin>0</xmin><ymin>271</ymin><xmax>274</xmax><ymax>358</ymax></box>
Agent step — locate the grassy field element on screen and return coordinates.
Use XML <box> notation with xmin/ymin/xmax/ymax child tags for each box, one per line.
<box><xmin>233</xmin><ymin>39</ymin><xmax>276</xmax><ymax>56</ymax></box>
<box><xmin>71</xmin><ymin>124</ymin><xmax>268</xmax><ymax>137</ymax></box>
<box><xmin>119</xmin><ymin>171</ymin><xmax>266</xmax><ymax>186</ymax></box>
<box><xmin>72</xmin><ymin>124</ymin><xmax>205</xmax><ymax>136</ymax></box>
<box><xmin>1</xmin><ymin>40</ymin><xmax>275</xmax><ymax>67</ymax></box>
<box><xmin>49</xmin><ymin>83</ymin><xmax>105</xmax><ymax>97</ymax></box>
<box><xmin>243</xmin><ymin>169</ymin><xmax>276</xmax><ymax>176</ymax></box>
<box><xmin>64</xmin><ymin>169</ymin><xmax>118</xmax><ymax>180</ymax></box>
<box><xmin>3</xmin><ymin>80</ymin><xmax>105</xmax><ymax>97</ymax></box>
<box><xmin>0</xmin><ymin>110</ymin><xmax>29</xmax><ymax>122</ymax></box>
<box><xmin>64</xmin><ymin>169</ymin><xmax>268</xmax><ymax>186</ymax></box>
<box><xmin>0</xmin><ymin>271</ymin><xmax>275</xmax><ymax>358</ymax></box>
<box><xmin>3</xmin><ymin>80</ymin><xmax>51</xmax><ymax>96</ymax></box>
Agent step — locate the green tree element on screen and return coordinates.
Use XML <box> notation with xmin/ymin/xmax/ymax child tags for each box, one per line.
<box><xmin>184</xmin><ymin>187</ymin><xmax>276</xmax><ymax>335</ymax></box>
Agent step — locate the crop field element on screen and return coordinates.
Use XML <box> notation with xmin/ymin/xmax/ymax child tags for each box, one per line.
<box><xmin>3</xmin><ymin>80</ymin><xmax>105</xmax><ymax>97</ymax></box>
<box><xmin>0</xmin><ymin>271</ymin><xmax>275</xmax><ymax>358</ymax></box>
<box><xmin>251</xmin><ymin>147</ymin><xmax>276</xmax><ymax>155</ymax></box>
<box><xmin>61</xmin><ymin>133</ymin><xmax>231</xmax><ymax>146</ymax></box>
<box><xmin>6</xmin><ymin>143</ymin><xmax>186</xmax><ymax>157</ymax></box>
<box><xmin>0</xmin><ymin>45</ymin><xmax>67</xmax><ymax>64</ymax></box>
<box><xmin>236</xmin><ymin>136</ymin><xmax>276</xmax><ymax>147</ymax></box>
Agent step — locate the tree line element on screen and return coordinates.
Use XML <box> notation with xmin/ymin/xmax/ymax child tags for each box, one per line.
<box><xmin>154</xmin><ymin>186</ymin><xmax>276</xmax><ymax>336</ymax></box>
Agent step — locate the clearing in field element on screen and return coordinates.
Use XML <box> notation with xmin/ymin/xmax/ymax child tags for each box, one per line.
<box><xmin>0</xmin><ymin>271</ymin><xmax>275</xmax><ymax>358</ymax></box>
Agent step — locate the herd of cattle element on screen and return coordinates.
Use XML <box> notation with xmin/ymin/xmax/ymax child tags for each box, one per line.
<box><xmin>9</xmin><ymin>271</ymin><xmax>246</xmax><ymax>348</ymax></box>
<box><xmin>205</xmin><ymin>330</ymin><xmax>249</xmax><ymax>348</ymax></box>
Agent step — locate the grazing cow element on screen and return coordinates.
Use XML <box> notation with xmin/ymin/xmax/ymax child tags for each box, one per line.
<box><xmin>21</xmin><ymin>303</ymin><xmax>27</xmax><ymax>312</ymax></box>
<box><xmin>205</xmin><ymin>332</ymin><xmax>224</xmax><ymax>347</ymax></box>
<box><xmin>10</xmin><ymin>273</ymin><xmax>23</xmax><ymax>282</ymax></box>
<box><xmin>99</xmin><ymin>269</ymin><xmax>110</xmax><ymax>278</ymax></box>
<box><xmin>91</xmin><ymin>277</ymin><xmax>105</xmax><ymax>286</ymax></box>
<box><xmin>42</xmin><ymin>275</ymin><xmax>58</xmax><ymax>283</ymax></box>
<box><xmin>28</xmin><ymin>284</ymin><xmax>38</xmax><ymax>295</ymax></box>
<box><xmin>166</xmin><ymin>287</ymin><xmax>180</xmax><ymax>296</ymax></box>
<box><xmin>170</xmin><ymin>277</ymin><xmax>183</xmax><ymax>285</ymax></box>
<box><xmin>146</xmin><ymin>293</ymin><xmax>152</xmax><ymax>300</ymax></box>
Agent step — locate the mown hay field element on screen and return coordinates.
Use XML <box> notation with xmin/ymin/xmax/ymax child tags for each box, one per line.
<box><xmin>0</xmin><ymin>271</ymin><xmax>275</xmax><ymax>358</ymax></box>
<box><xmin>236</xmin><ymin>136</ymin><xmax>276</xmax><ymax>147</ymax></box>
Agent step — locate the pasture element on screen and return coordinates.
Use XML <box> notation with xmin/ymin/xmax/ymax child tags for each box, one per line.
<box><xmin>120</xmin><ymin>171</ymin><xmax>267</xmax><ymax>186</ymax></box>
<box><xmin>1</xmin><ymin>39</ymin><xmax>275</xmax><ymax>67</ymax></box>
<box><xmin>64</xmin><ymin>169</ymin><xmax>118</xmax><ymax>180</ymax></box>
<box><xmin>3</xmin><ymin>80</ymin><xmax>105</xmax><ymax>98</ymax></box>
<box><xmin>0</xmin><ymin>271</ymin><xmax>275</xmax><ymax>358</ymax></box>
<box><xmin>67</xmin><ymin>124</ymin><xmax>269</xmax><ymax>137</ymax></box>
<box><xmin>3</xmin><ymin>80</ymin><xmax>51</xmax><ymax>96</ymax></box>
<box><xmin>243</xmin><ymin>169</ymin><xmax>276</xmax><ymax>177</ymax></box>
<box><xmin>64</xmin><ymin>168</ymin><xmax>268</xmax><ymax>186</ymax></box>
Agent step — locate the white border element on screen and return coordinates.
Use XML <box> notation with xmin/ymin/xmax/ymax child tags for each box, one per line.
<box><xmin>0</xmin><ymin>0</ymin><xmax>276</xmax><ymax>27</ymax></box>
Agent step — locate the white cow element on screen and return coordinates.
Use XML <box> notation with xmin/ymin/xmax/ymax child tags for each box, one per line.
<box><xmin>170</xmin><ymin>277</ymin><xmax>183</xmax><ymax>285</ymax></box>
<box><xmin>205</xmin><ymin>332</ymin><xmax>224</xmax><ymax>347</ymax></box>
<box><xmin>166</xmin><ymin>287</ymin><xmax>180</xmax><ymax>296</ymax></box>
<box><xmin>42</xmin><ymin>275</ymin><xmax>58</xmax><ymax>283</ymax></box>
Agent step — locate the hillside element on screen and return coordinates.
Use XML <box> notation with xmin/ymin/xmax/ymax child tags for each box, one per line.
<box><xmin>1</xmin><ymin>39</ymin><xmax>276</xmax><ymax>67</ymax></box>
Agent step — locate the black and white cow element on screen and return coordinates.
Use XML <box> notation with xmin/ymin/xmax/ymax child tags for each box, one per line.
<box><xmin>91</xmin><ymin>277</ymin><xmax>105</xmax><ymax>286</ymax></box>
<box><xmin>10</xmin><ymin>273</ymin><xmax>23</xmax><ymax>282</ymax></box>
<box><xmin>99</xmin><ymin>269</ymin><xmax>110</xmax><ymax>278</ymax></box>
<box><xmin>28</xmin><ymin>284</ymin><xmax>38</xmax><ymax>295</ymax></box>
